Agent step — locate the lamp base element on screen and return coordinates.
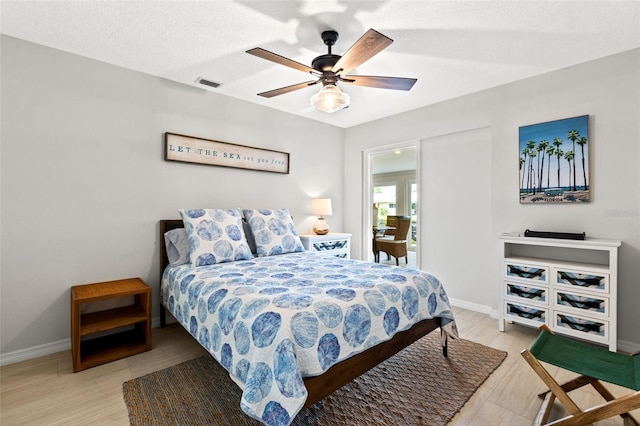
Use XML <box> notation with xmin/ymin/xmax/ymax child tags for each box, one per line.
<box><xmin>313</xmin><ymin>217</ymin><xmax>330</xmax><ymax>235</ymax></box>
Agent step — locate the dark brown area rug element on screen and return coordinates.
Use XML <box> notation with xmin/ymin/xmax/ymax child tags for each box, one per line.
<box><xmin>123</xmin><ymin>332</ymin><xmax>506</xmax><ymax>426</ymax></box>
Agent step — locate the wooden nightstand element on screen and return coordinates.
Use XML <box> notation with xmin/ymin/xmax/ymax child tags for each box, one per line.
<box><xmin>300</xmin><ymin>233</ymin><xmax>351</xmax><ymax>259</ymax></box>
<box><xmin>71</xmin><ymin>277</ymin><xmax>152</xmax><ymax>372</ymax></box>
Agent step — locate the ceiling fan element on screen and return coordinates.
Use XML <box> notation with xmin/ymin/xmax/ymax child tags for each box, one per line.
<box><xmin>246</xmin><ymin>29</ymin><xmax>417</xmax><ymax>113</ymax></box>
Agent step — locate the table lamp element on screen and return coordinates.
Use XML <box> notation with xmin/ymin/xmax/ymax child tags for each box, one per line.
<box><xmin>311</xmin><ymin>198</ymin><xmax>332</xmax><ymax>235</ymax></box>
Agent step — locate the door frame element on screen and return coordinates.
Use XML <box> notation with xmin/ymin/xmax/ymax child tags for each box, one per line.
<box><xmin>362</xmin><ymin>140</ymin><xmax>420</xmax><ymax>268</ymax></box>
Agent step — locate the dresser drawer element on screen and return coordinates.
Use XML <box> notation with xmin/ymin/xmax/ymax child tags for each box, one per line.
<box><xmin>554</xmin><ymin>311</ymin><xmax>608</xmax><ymax>340</ymax></box>
<box><xmin>504</xmin><ymin>301</ymin><xmax>547</xmax><ymax>327</ymax></box>
<box><xmin>300</xmin><ymin>234</ymin><xmax>351</xmax><ymax>260</ymax></box>
<box><xmin>505</xmin><ymin>281</ymin><xmax>548</xmax><ymax>305</ymax></box>
<box><xmin>555</xmin><ymin>269</ymin><xmax>609</xmax><ymax>293</ymax></box>
<box><xmin>554</xmin><ymin>290</ymin><xmax>608</xmax><ymax>316</ymax></box>
<box><xmin>505</xmin><ymin>261</ymin><xmax>549</xmax><ymax>284</ymax></box>
<box><xmin>311</xmin><ymin>239</ymin><xmax>349</xmax><ymax>252</ymax></box>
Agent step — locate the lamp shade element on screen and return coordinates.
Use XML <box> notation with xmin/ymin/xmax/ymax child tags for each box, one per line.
<box><xmin>311</xmin><ymin>198</ymin><xmax>333</xmax><ymax>216</ymax></box>
<box><xmin>310</xmin><ymin>84</ymin><xmax>350</xmax><ymax>113</ymax></box>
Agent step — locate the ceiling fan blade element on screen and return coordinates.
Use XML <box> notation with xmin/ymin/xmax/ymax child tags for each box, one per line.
<box><xmin>257</xmin><ymin>80</ymin><xmax>320</xmax><ymax>98</ymax></box>
<box><xmin>341</xmin><ymin>75</ymin><xmax>417</xmax><ymax>91</ymax></box>
<box><xmin>331</xmin><ymin>29</ymin><xmax>393</xmax><ymax>75</ymax></box>
<box><xmin>247</xmin><ymin>48</ymin><xmax>316</xmax><ymax>74</ymax></box>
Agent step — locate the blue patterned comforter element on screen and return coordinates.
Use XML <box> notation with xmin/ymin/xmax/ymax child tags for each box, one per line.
<box><xmin>161</xmin><ymin>251</ymin><xmax>457</xmax><ymax>426</ymax></box>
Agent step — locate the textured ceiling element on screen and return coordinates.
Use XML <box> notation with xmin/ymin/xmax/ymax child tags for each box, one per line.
<box><xmin>1</xmin><ymin>1</ymin><xmax>639</xmax><ymax>128</ymax></box>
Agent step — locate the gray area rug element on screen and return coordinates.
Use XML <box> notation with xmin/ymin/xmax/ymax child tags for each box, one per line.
<box><xmin>123</xmin><ymin>331</ymin><xmax>506</xmax><ymax>425</ymax></box>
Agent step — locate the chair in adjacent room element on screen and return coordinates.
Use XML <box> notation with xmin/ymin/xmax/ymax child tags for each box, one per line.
<box><xmin>521</xmin><ymin>324</ymin><xmax>640</xmax><ymax>426</ymax></box>
<box><xmin>383</xmin><ymin>215</ymin><xmax>400</xmax><ymax>236</ymax></box>
<box><xmin>375</xmin><ymin>216</ymin><xmax>411</xmax><ymax>266</ymax></box>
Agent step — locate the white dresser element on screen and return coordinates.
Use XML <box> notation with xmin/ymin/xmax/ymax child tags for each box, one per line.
<box><xmin>299</xmin><ymin>233</ymin><xmax>351</xmax><ymax>259</ymax></box>
<box><xmin>498</xmin><ymin>235</ymin><xmax>621</xmax><ymax>351</ymax></box>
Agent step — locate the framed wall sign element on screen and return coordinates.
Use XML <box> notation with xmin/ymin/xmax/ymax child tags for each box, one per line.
<box><xmin>165</xmin><ymin>132</ymin><xmax>290</xmax><ymax>174</ymax></box>
<box><xmin>519</xmin><ymin>115</ymin><xmax>590</xmax><ymax>204</ymax></box>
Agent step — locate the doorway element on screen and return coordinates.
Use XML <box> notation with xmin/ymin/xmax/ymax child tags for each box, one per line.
<box><xmin>364</xmin><ymin>142</ymin><xmax>419</xmax><ymax>268</ymax></box>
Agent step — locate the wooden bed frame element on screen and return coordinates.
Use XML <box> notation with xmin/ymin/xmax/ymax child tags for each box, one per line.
<box><xmin>159</xmin><ymin>219</ymin><xmax>446</xmax><ymax>410</ymax></box>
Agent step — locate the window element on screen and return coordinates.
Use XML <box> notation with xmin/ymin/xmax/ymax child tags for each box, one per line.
<box><xmin>373</xmin><ymin>185</ymin><xmax>396</xmax><ymax>226</ymax></box>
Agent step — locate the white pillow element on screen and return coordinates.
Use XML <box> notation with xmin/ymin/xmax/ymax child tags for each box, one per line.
<box><xmin>242</xmin><ymin>208</ymin><xmax>305</xmax><ymax>257</ymax></box>
<box><xmin>179</xmin><ymin>209</ymin><xmax>253</xmax><ymax>266</ymax></box>
<box><xmin>164</xmin><ymin>228</ymin><xmax>190</xmax><ymax>267</ymax></box>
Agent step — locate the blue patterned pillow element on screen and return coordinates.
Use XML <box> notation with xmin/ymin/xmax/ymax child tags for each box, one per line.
<box><xmin>179</xmin><ymin>209</ymin><xmax>253</xmax><ymax>266</ymax></box>
<box><xmin>242</xmin><ymin>208</ymin><xmax>305</xmax><ymax>257</ymax></box>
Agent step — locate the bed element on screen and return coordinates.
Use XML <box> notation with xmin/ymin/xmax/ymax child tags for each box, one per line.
<box><xmin>159</xmin><ymin>210</ymin><xmax>458</xmax><ymax>426</ymax></box>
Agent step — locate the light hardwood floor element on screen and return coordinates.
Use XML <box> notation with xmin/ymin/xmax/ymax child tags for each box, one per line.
<box><xmin>1</xmin><ymin>306</ymin><xmax>636</xmax><ymax>425</ymax></box>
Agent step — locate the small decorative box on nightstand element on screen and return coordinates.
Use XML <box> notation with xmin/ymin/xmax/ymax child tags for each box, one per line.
<box><xmin>300</xmin><ymin>233</ymin><xmax>351</xmax><ymax>259</ymax></box>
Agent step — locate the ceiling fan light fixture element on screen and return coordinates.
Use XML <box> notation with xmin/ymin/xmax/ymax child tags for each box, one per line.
<box><xmin>310</xmin><ymin>84</ymin><xmax>350</xmax><ymax>113</ymax></box>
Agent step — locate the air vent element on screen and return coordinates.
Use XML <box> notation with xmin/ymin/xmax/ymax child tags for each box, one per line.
<box><xmin>195</xmin><ymin>77</ymin><xmax>222</xmax><ymax>89</ymax></box>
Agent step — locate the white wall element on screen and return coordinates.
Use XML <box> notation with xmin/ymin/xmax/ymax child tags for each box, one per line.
<box><xmin>421</xmin><ymin>128</ymin><xmax>493</xmax><ymax>310</ymax></box>
<box><xmin>0</xmin><ymin>36</ymin><xmax>344</xmax><ymax>358</ymax></box>
<box><xmin>344</xmin><ymin>49</ymin><xmax>640</xmax><ymax>349</ymax></box>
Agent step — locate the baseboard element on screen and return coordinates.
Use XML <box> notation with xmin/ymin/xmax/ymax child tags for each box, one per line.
<box><xmin>449</xmin><ymin>298</ymin><xmax>494</xmax><ymax>316</ymax></box>
<box><xmin>618</xmin><ymin>339</ymin><xmax>640</xmax><ymax>354</ymax></box>
<box><xmin>0</xmin><ymin>338</ymin><xmax>70</xmax><ymax>367</ymax></box>
<box><xmin>152</xmin><ymin>315</ymin><xmax>163</xmax><ymax>328</ymax></box>
<box><xmin>0</xmin><ymin>316</ymin><xmax>165</xmax><ymax>367</ymax></box>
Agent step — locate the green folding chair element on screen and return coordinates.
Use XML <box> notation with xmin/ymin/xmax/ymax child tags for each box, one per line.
<box><xmin>521</xmin><ymin>325</ymin><xmax>640</xmax><ymax>425</ymax></box>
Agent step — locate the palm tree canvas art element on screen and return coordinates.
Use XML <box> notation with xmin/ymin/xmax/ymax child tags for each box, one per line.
<box><xmin>519</xmin><ymin>115</ymin><xmax>590</xmax><ymax>204</ymax></box>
